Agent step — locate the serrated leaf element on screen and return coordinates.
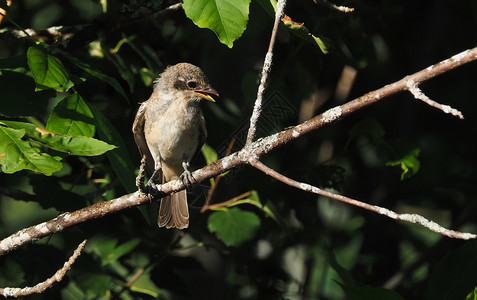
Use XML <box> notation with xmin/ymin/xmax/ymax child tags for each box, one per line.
<box><xmin>1</xmin><ymin>120</ymin><xmax>116</xmax><ymax>156</ymax></box>
<box><xmin>0</xmin><ymin>70</ymin><xmax>54</xmax><ymax>117</ymax></box>
<box><xmin>429</xmin><ymin>240</ymin><xmax>477</xmax><ymax>300</ymax></box>
<box><xmin>281</xmin><ymin>14</ymin><xmax>329</xmax><ymax>54</ymax></box>
<box><xmin>208</xmin><ymin>208</ymin><xmax>260</xmax><ymax>246</ymax></box>
<box><xmin>27</xmin><ymin>46</ymin><xmax>73</xmax><ymax>91</ymax></box>
<box><xmin>46</xmin><ymin>93</ymin><xmax>96</xmax><ymax>137</ymax></box>
<box><xmin>182</xmin><ymin>0</ymin><xmax>252</xmax><ymax>48</ymax></box>
<box><xmin>0</xmin><ymin>125</ymin><xmax>62</xmax><ymax>175</ymax></box>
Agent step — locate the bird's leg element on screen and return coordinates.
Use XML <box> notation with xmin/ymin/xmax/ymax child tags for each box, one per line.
<box><xmin>180</xmin><ymin>160</ymin><xmax>195</xmax><ymax>186</ymax></box>
<box><xmin>136</xmin><ymin>155</ymin><xmax>147</xmax><ymax>196</ymax></box>
<box><xmin>145</xmin><ymin>164</ymin><xmax>162</xmax><ymax>197</ymax></box>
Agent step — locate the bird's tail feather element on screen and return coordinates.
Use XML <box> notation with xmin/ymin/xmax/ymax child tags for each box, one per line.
<box><xmin>158</xmin><ymin>190</ymin><xmax>189</xmax><ymax>229</ymax></box>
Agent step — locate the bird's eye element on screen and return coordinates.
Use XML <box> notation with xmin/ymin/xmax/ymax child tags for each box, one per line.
<box><xmin>187</xmin><ymin>81</ymin><xmax>197</xmax><ymax>89</ymax></box>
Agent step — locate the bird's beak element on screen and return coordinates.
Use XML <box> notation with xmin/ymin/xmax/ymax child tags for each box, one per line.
<box><xmin>193</xmin><ymin>87</ymin><xmax>219</xmax><ymax>102</ymax></box>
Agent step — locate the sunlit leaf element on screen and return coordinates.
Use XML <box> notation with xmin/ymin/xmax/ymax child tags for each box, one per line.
<box><xmin>281</xmin><ymin>14</ymin><xmax>329</xmax><ymax>54</ymax></box>
<box><xmin>27</xmin><ymin>45</ymin><xmax>74</xmax><ymax>91</ymax></box>
<box><xmin>46</xmin><ymin>93</ymin><xmax>96</xmax><ymax>138</ymax></box>
<box><xmin>381</xmin><ymin>143</ymin><xmax>420</xmax><ymax>180</ymax></box>
<box><xmin>208</xmin><ymin>208</ymin><xmax>260</xmax><ymax>246</ymax></box>
<box><xmin>201</xmin><ymin>143</ymin><xmax>218</xmax><ymax>165</ymax></box>
<box><xmin>0</xmin><ymin>125</ymin><xmax>62</xmax><ymax>175</ymax></box>
<box><xmin>182</xmin><ymin>0</ymin><xmax>252</xmax><ymax>48</ymax></box>
<box><xmin>1</xmin><ymin>120</ymin><xmax>116</xmax><ymax>156</ymax></box>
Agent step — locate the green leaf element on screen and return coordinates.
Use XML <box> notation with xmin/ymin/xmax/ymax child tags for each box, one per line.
<box><xmin>75</xmin><ymin>273</ymin><xmax>112</xmax><ymax>296</ymax></box>
<box><xmin>328</xmin><ymin>251</ymin><xmax>356</xmax><ymax>287</ymax></box>
<box><xmin>339</xmin><ymin>284</ymin><xmax>404</xmax><ymax>300</ymax></box>
<box><xmin>208</xmin><ymin>207</ymin><xmax>260</xmax><ymax>246</ymax></box>
<box><xmin>255</xmin><ymin>0</ymin><xmax>276</xmax><ymax>16</ymax></box>
<box><xmin>201</xmin><ymin>143</ymin><xmax>218</xmax><ymax>165</ymax></box>
<box><xmin>129</xmin><ymin>273</ymin><xmax>162</xmax><ymax>298</ymax></box>
<box><xmin>0</xmin><ymin>70</ymin><xmax>54</xmax><ymax>117</ymax></box>
<box><xmin>88</xmin><ymin>236</ymin><xmax>141</xmax><ymax>266</ymax></box>
<box><xmin>102</xmin><ymin>41</ymin><xmax>136</xmax><ymax>92</ymax></box>
<box><xmin>59</xmin><ymin>50</ymin><xmax>129</xmax><ymax>101</ymax></box>
<box><xmin>0</xmin><ymin>125</ymin><xmax>62</xmax><ymax>175</ymax></box>
<box><xmin>281</xmin><ymin>15</ymin><xmax>329</xmax><ymax>54</ymax></box>
<box><xmin>380</xmin><ymin>142</ymin><xmax>420</xmax><ymax>180</ymax></box>
<box><xmin>1</xmin><ymin>120</ymin><xmax>116</xmax><ymax>156</ymax></box>
<box><xmin>27</xmin><ymin>45</ymin><xmax>73</xmax><ymax>91</ymax></box>
<box><xmin>466</xmin><ymin>287</ymin><xmax>477</xmax><ymax>300</ymax></box>
<box><xmin>46</xmin><ymin>93</ymin><xmax>96</xmax><ymax>137</ymax></box>
<box><xmin>429</xmin><ymin>240</ymin><xmax>477</xmax><ymax>300</ymax></box>
<box><xmin>182</xmin><ymin>0</ymin><xmax>252</xmax><ymax>48</ymax></box>
<box><xmin>88</xmin><ymin>104</ymin><xmax>137</xmax><ymax>193</ymax></box>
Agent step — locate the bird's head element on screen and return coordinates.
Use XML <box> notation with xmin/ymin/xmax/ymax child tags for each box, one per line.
<box><xmin>155</xmin><ymin>63</ymin><xmax>219</xmax><ymax>103</ymax></box>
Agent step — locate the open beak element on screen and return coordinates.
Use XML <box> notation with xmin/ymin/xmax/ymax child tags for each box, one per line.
<box><xmin>193</xmin><ymin>87</ymin><xmax>219</xmax><ymax>102</ymax></box>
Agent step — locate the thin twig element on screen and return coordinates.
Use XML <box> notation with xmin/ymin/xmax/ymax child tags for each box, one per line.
<box><xmin>205</xmin><ymin>191</ymin><xmax>252</xmax><ymax>211</ymax></box>
<box><xmin>313</xmin><ymin>0</ymin><xmax>354</xmax><ymax>13</ymax></box>
<box><xmin>201</xmin><ymin>138</ymin><xmax>236</xmax><ymax>213</ymax></box>
<box><xmin>0</xmin><ymin>240</ymin><xmax>87</xmax><ymax>298</ymax></box>
<box><xmin>406</xmin><ymin>79</ymin><xmax>464</xmax><ymax>119</ymax></box>
<box><xmin>250</xmin><ymin>160</ymin><xmax>476</xmax><ymax>240</ymax></box>
<box><xmin>245</xmin><ymin>0</ymin><xmax>287</xmax><ymax>147</ymax></box>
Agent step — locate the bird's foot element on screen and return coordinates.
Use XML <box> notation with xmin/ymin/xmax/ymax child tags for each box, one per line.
<box><xmin>145</xmin><ymin>180</ymin><xmax>161</xmax><ymax>198</ymax></box>
<box><xmin>180</xmin><ymin>170</ymin><xmax>195</xmax><ymax>186</ymax></box>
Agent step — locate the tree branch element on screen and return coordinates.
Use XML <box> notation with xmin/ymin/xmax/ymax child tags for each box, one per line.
<box><xmin>313</xmin><ymin>0</ymin><xmax>354</xmax><ymax>13</ymax></box>
<box><xmin>0</xmin><ymin>240</ymin><xmax>87</xmax><ymax>297</ymax></box>
<box><xmin>245</xmin><ymin>0</ymin><xmax>287</xmax><ymax>147</ymax></box>
<box><xmin>250</xmin><ymin>160</ymin><xmax>476</xmax><ymax>240</ymax></box>
<box><xmin>1</xmin><ymin>47</ymin><xmax>476</xmax><ymax>255</ymax></box>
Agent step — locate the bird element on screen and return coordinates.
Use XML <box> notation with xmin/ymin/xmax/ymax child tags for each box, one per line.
<box><xmin>132</xmin><ymin>63</ymin><xmax>218</xmax><ymax>229</ymax></box>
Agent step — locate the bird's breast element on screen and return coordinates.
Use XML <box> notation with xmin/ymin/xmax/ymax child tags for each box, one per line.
<box><xmin>145</xmin><ymin>100</ymin><xmax>204</xmax><ymax>166</ymax></box>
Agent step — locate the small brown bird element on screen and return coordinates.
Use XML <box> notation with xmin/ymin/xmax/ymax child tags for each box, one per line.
<box><xmin>132</xmin><ymin>63</ymin><xmax>218</xmax><ymax>229</ymax></box>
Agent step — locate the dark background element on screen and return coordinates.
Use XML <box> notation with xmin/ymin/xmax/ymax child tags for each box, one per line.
<box><xmin>0</xmin><ymin>0</ymin><xmax>476</xmax><ymax>299</ymax></box>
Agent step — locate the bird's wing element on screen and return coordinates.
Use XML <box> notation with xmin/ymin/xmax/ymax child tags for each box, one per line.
<box><xmin>132</xmin><ymin>102</ymin><xmax>155</xmax><ymax>175</ymax></box>
<box><xmin>192</xmin><ymin>114</ymin><xmax>207</xmax><ymax>163</ymax></box>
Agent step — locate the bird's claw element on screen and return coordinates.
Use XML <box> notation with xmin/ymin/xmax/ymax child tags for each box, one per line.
<box><xmin>145</xmin><ymin>181</ymin><xmax>161</xmax><ymax>197</ymax></box>
<box><xmin>180</xmin><ymin>170</ymin><xmax>195</xmax><ymax>186</ymax></box>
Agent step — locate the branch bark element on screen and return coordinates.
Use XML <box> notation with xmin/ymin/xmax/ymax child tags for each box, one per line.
<box><xmin>0</xmin><ymin>240</ymin><xmax>87</xmax><ymax>298</ymax></box>
<box><xmin>250</xmin><ymin>160</ymin><xmax>476</xmax><ymax>240</ymax></box>
<box><xmin>1</xmin><ymin>47</ymin><xmax>476</xmax><ymax>256</ymax></box>
<box><xmin>245</xmin><ymin>0</ymin><xmax>287</xmax><ymax>147</ymax></box>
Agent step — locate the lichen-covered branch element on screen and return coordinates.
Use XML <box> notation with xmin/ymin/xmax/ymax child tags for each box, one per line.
<box><xmin>250</xmin><ymin>160</ymin><xmax>476</xmax><ymax>240</ymax></box>
<box><xmin>245</xmin><ymin>0</ymin><xmax>287</xmax><ymax>147</ymax></box>
<box><xmin>0</xmin><ymin>240</ymin><xmax>87</xmax><ymax>298</ymax></box>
